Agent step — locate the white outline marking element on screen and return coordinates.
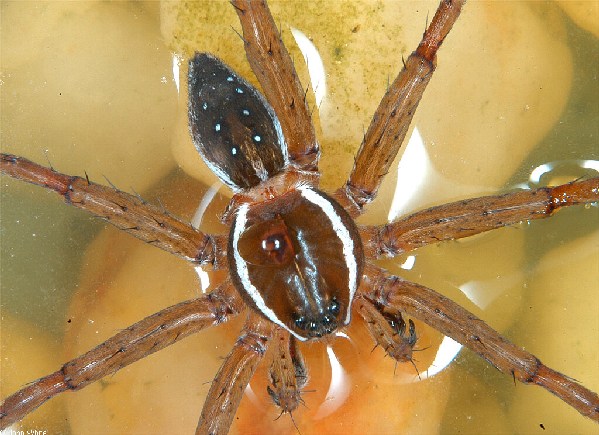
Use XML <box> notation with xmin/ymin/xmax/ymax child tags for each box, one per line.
<box><xmin>298</xmin><ymin>187</ymin><xmax>357</xmax><ymax>325</ymax></box>
<box><xmin>232</xmin><ymin>204</ymin><xmax>306</xmax><ymax>340</ymax></box>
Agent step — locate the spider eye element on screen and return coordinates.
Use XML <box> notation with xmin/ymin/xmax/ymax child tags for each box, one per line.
<box><xmin>290</xmin><ymin>312</ymin><xmax>338</xmax><ymax>338</ymax></box>
<box><xmin>323</xmin><ymin>315</ymin><xmax>337</xmax><ymax>334</ymax></box>
<box><xmin>306</xmin><ymin>321</ymin><xmax>322</xmax><ymax>338</ymax></box>
<box><xmin>293</xmin><ymin>314</ymin><xmax>307</xmax><ymax>331</ymax></box>
<box><xmin>188</xmin><ymin>53</ymin><xmax>287</xmax><ymax>190</ymax></box>
<box><xmin>327</xmin><ymin>298</ymin><xmax>341</xmax><ymax>316</ymax></box>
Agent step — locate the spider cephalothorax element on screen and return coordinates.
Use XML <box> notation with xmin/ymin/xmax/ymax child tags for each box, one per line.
<box><xmin>228</xmin><ymin>186</ymin><xmax>363</xmax><ymax>339</ymax></box>
<box><xmin>1</xmin><ymin>1</ymin><xmax>598</xmax><ymax>434</ymax></box>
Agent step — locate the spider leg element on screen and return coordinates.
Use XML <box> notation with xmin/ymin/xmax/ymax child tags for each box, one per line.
<box><xmin>334</xmin><ymin>0</ymin><xmax>464</xmax><ymax>215</ymax></box>
<box><xmin>0</xmin><ymin>153</ymin><xmax>228</xmax><ymax>268</ymax></box>
<box><xmin>232</xmin><ymin>0</ymin><xmax>320</xmax><ymax>170</ymax></box>
<box><xmin>354</xmin><ymin>296</ymin><xmax>416</xmax><ymax>366</ymax></box>
<box><xmin>359</xmin><ymin>176</ymin><xmax>599</xmax><ymax>260</ymax></box>
<box><xmin>359</xmin><ymin>263</ymin><xmax>599</xmax><ymax>421</ymax></box>
<box><xmin>196</xmin><ymin>311</ymin><xmax>274</xmax><ymax>435</ymax></box>
<box><xmin>0</xmin><ymin>277</ymin><xmax>243</xmax><ymax>430</ymax></box>
<box><xmin>267</xmin><ymin>328</ymin><xmax>308</xmax><ymax>415</ymax></box>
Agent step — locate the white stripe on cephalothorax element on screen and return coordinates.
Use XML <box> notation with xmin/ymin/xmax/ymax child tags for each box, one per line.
<box><xmin>232</xmin><ymin>203</ymin><xmax>308</xmax><ymax>341</ymax></box>
<box><xmin>298</xmin><ymin>186</ymin><xmax>358</xmax><ymax>325</ymax></box>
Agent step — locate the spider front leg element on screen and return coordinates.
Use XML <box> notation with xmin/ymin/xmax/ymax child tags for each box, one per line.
<box><xmin>197</xmin><ymin>311</ymin><xmax>274</xmax><ymax>435</ymax></box>
<box><xmin>359</xmin><ymin>263</ymin><xmax>599</xmax><ymax>421</ymax></box>
<box><xmin>0</xmin><ymin>277</ymin><xmax>244</xmax><ymax>430</ymax></box>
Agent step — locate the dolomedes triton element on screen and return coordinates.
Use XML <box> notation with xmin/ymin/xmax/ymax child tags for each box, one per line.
<box><xmin>1</xmin><ymin>0</ymin><xmax>598</xmax><ymax>434</ymax></box>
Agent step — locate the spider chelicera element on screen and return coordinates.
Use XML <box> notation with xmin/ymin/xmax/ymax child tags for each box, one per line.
<box><xmin>1</xmin><ymin>0</ymin><xmax>599</xmax><ymax>435</ymax></box>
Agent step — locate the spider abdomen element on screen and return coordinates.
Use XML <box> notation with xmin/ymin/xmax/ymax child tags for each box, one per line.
<box><xmin>229</xmin><ymin>187</ymin><xmax>364</xmax><ymax>341</ymax></box>
<box><xmin>188</xmin><ymin>53</ymin><xmax>288</xmax><ymax>191</ymax></box>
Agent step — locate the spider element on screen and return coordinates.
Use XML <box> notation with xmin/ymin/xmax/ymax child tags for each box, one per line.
<box><xmin>1</xmin><ymin>0</ymin><xmax>599</xmax><ymax>434</ymax></box>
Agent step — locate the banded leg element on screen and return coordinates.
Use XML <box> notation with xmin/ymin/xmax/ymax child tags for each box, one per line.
<box><xmin>232</xmin><ymin>0</ymin><xmax>320</xmax><ymax>170</ymax></box>
<box><xmin>359</xmin><ymin>263</ymin><xmax>599</xmax><ymax>421</ymax></box>
<box><xmin>334</xmin><ymin>0</ymin><xmax>464</xmax><ymax>215</ymax></box>
<box><xmin>359</xmin><ymin>177</ymin><xmax>599</xmax><ymax>260</ymax></box>
<box><xmin>0</xmin><ymin>154</ymin><xmax>228</xmax><ymax>268</ymax></box>
<box><xmin>196</xmin><ymin>311</ymin><xmax>274</xmax><ymax>435</ymax></box>
<box><xmin>0</xmin><ymin>277</ymin><xmax>243</xmax><ymax>430</ymax></box>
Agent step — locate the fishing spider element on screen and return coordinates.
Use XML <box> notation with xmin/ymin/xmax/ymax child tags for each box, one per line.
<box><xmin>1</xmin><ymin>0</ymin><xmax>599</xmax><ymax>435</ymax></box>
